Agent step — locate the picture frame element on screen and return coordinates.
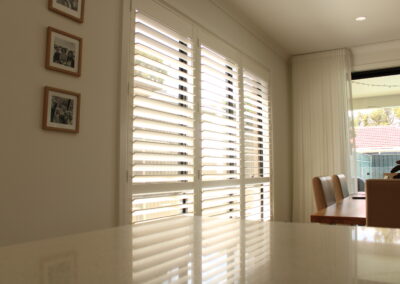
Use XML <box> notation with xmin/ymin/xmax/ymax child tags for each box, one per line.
<box><xmin>43</xmin><ymin>87</ymin><xmax>81</xmax><ymax>133</ymax></box>
<box><xmin>46</xmin><ymin>27</ymin><xmax>82</xmax><ymax>77</ymax></box>
<box><xmin>48</xmin><ymin>0</ymin><xmax>85</xmax><ymax>23</ymax></box>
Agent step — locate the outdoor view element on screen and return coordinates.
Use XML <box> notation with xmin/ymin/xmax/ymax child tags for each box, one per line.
<box><xmin>352</xmin><ymin>74</ymin><xmax>400</xmax><ymax>189</ymax></box>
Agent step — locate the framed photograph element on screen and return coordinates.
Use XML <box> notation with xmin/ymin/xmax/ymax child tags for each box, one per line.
<box><xmin>48</xmin><ymin>0</ymin><xmax>85</xmax><ymax>23</ymax></box>
<box><xmin>46</xmin><ymin>27</ymin><xmax>82</xmax><ymax>77</ymax></box>
<box><xmin>43</xmin><ymin>87</ymin><xmax>81</xmax><ymax>133</ymax></box>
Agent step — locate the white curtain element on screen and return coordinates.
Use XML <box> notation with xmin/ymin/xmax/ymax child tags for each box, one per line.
<box><xmin>291</xmin><ymin>49</ymin><xmax>355</xmax><ymax>223</ymax></box>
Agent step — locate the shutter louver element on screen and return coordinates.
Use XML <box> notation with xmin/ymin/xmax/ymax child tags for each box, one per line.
<box><xmin>201</xmin><ymin>46</ymin><xmax>240</xmax><ymax>181</ymax></box>
<box><xmin>132</xmin><ymin>191</ymin><xmax>194</xmax><ymax>224</ymax></box>
<box><xmin>245</xmin><ymin>183</ymin><xmax>271</xmax><ymax>221</ymax></box>
<box><xmin>202</xmin><ymin>185</ymin><xmax>240</xmax><ymax>219</ymax></box>
<box><xmin>133</xmin><ymin>13</ymin><xmax>194</xmax><ymax>184</ymax></box>
<box><xmin>243</xmin><ymin>71</ymin><xmax>270</xmax><ymax>179</ymax></box>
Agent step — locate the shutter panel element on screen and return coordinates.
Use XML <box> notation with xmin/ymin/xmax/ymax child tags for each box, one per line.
<box><xmin>243</xmin><ymin>71</ymin><xmax>270</xmax><ymax>179</ymax></box>
<box><xmin>245</xmin><ymin>183</ymin><xmax>271</xmax><ymax>221</ymax></box>
<box><xmin>131</xmin><ymin>11</ymin><xmax>273</xmax><ymax>225</ymax></box>
<box><xmin>132</xmin><ymin>190</ymin><xmax>194</xmax><ymax>223</ymax></box>
<box><xmin>133</xmin><ymin>13</ymin><xmax>194</xmax><ymax>184</ymax></box>
<box><xmin>201</xmin><ymin>46</ymin><xmax>240</xmax><ymax>181</ymax></box>
<box><xmin>202</xmin><ymin>185</ymin><xmax>240</xmax><ymax>219</ymax></box>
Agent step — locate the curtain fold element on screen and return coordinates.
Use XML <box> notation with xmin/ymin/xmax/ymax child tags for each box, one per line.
<box><xmin>291</xmin><ymin>49</ymin><xmax>354</xmax><ymax>222</ymax></box>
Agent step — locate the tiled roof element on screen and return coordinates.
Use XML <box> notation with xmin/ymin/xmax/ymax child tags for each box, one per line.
<box><xmin>355</xmin><ymin>126</ymin><xmax>400</xmax><ymax>149</ymax></box>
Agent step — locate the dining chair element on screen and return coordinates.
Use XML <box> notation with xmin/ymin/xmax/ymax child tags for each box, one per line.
<box><xmin>357</xmin><ymin>178</ymin><xmax>365</xmax><ymax>192</ymax></box>
<box><xmin>366</xmin><ymin>179</ymin><xmax>400</xmax><ymax>228</ymax></box>
<box><xmin>312</xmin><ymin>176</ymin><xmax>336</xmax><ymax>211</ymax></box>
<box><xmin>332</xmin><ymin>174</ymin><xmax>349</xmax><ymax>201</ymax></box>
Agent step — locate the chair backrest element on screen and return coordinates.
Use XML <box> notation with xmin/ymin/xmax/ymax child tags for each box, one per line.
<box><xmin>357</xmin><ymin>178</ymin><xmax>365</xmax><ymax>192</ymax></box>
<box><xmin>366</xmin><ymin>179</ymin><xmax>400</xmax><ymax>228</ymax></box>
<box><xmin>312</xmin><ymin>176</ymin><xmax>336</xmax><ymax>211</ymax></box>
<box><xmin>332</xmin><ymin>174</ymin><xmax>349</xmax><ymax>201</ymax></box>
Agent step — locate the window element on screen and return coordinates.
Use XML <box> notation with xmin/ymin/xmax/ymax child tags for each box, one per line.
<box><xmin>351</xmin><ymin>68</ymin><xmax>400</xmax><ymax>190</ymax></box>
<box><xmin>130</xmin><ymin>10</ymin><xmax>271</xmax><ymax>223</ymax></box>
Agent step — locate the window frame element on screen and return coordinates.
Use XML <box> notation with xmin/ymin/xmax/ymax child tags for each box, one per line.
<box><xmin>119</xmin><ymin>0</ymin><xmax>273</xmax><ymax>225</ymax></box>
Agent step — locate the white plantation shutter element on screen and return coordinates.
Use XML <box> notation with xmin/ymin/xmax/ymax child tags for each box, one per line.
<box><xmin>128</xmin><ymin>8</ymin><xmax>272</xmax><ymax>283</ymax></box>
<box><xmin>242</xmin><ymin>70</ymin><xmax>271</xmax><ymax>221</ymax></box>
<box><xmin>243</xmin><ymin>71</ymin><xmax>270</xmax><ymax>179</ymax></box>
<box><xmin>129</xmin><ymin>9</ymin><xmax>272</xmax><ymax>223</ymax></box>
<box><xmin>132</xmin><ymin>191</ymin><xmax>194</xmax><ymax>223</ymax></box>
<box><xmin>133</xmin><ymin>12</ymin><xmax>194</xmax><ymax>184</ymax></box>
<box><xmin>200</xmin><ymin>46</ymin><xmax>240</xmax><ymax>181</ymax></box>
<box><xmin>245</xmin><ymin>183</ymin><xmax>271</xmax><ymax>221</ymax></box>
<box><xmin>131</xmin><ymin>12</ymin><xmax>195</xmax><ymax>222</ymax></box>
<box><xmin>202</xmin><ymin>185</ymin><xmax>241</xmax><ymax>219</ymax></box>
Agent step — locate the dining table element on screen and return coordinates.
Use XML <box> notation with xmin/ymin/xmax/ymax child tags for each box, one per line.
<box><xmin>310</xmin><ymin>193</ymin><xmax>366</xmax><ymax>225</ymax></box>
<box><xmin>1</xmin><ymin>215</ymin><xmax>400</xmax><ymax>283</ymax></box>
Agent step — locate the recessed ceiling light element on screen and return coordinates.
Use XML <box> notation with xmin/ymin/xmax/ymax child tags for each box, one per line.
<box><xmin>355</xmin><ymin>16</ymin><xmax>367</xmax><ymax>22</ymax></box>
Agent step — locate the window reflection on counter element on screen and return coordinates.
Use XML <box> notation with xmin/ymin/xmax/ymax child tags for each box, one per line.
<box><xmin>357</xmin><ymin>227</ymin><xmax>400</xmax><ymax>244</ymax></box>
<box><xmin>132</xmin><ymin>217</ymin><xmax>194</xmax><ymax>283</ymax></box>
<box><xmin>131</xmin><ymin>217</ymin><xmax>271</xmax><ymax>283</ymax></box>
<box><xmin>202</xmin><ymin>218</ymin><xmax>241</xmax><ymax>283</ymax></box>
<box><xmin>356</xmin><ymin>227</ymin><xmax>400</xmax><ymax>283</ymax></box>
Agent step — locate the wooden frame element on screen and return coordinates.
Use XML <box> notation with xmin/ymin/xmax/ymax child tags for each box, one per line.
<box><xmin>43</xmin><ymin>87</ymin><xmax>81</xmax><ymax>133</ymax></box>
<box><xmin>48</xmin><ymin>0</ymin><xmax>85</xmax><ymax>23</ymax></box>
<box><xmin>45</xmin><ymin>27</ymin><xmax>82</xmax><ymax>77</ymax></box>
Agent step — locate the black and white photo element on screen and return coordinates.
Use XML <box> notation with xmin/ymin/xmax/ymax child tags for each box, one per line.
<box><xmin>46</xmin><ymin>27</ymin><xmax>82</xmax><ymax>76</ymax></box>
<box><xmin>43</xmin><ymin>87</ymin><xmax>80</xmax><ymax>133</ymax></box>
<box><xmin>48</xmin><ymin>0</ymin><xmax>85</xmax><ymax>23</ymax></box>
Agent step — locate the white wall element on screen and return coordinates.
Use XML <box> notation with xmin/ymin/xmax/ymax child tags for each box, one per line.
<box><xmin>0</xmin><ymin>0</ymin><xmax>121</xmax><ymax>246</ymax></box>
<box><xmin>0</xmin><ymin>0</ymin><xmax>291</xmax><ymax>246</ymax></box>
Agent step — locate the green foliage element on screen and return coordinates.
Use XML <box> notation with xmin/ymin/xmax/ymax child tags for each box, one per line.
<box><xmin>354</xmin><ymin>107</ymin><xmax>400</xmax><ymax>127</ymax></box>
<box><xmin>354</xmin><ymin>113</ymin><xmax>369</xmax><ymax>127</ymax></box>
<box><xmin>369</xmin><ymin>109</ymin><xmax>389</xmax><ymax>126</ymax></box>
<box><xmin>394</xmin><ymin>107</ymin><xmax>400</xmax><ymax>119</ymax></box>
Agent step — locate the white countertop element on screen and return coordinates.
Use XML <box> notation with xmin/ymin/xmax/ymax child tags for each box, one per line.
<box><xmin>1</xmin><ymin>216</ymin><xmax>400</xmax><ymax>284</ymax></box>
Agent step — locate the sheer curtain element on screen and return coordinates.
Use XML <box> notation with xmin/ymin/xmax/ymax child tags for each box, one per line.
<box><xmin>291</xmin><ymin>49</ymin><xmax>354</xmax><ymax>223</ymax></box>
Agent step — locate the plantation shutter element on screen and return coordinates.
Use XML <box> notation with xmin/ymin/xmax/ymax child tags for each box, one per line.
<box><xmin>200</xmin><ymin>45</ymin><xmax>240</xmax><ymax>181</ymax></box>
<box><xmin>131</xmin><ymin>12</ymin><xmax>194</xmax><ymax>223</ymax></box>
<box><xmin>133</xmin><ymin>13</ymin><xmax>194</xmax><ymax>184</ymax></box>
<box><xmin>202</xmin><ymin>185</ymin><xmax>241</xmax><ymax>218</ymax></box>
<box><xmin>132</xmin><ymin>191</ymin><xmax>194</xmax><ymax>223</ymax></box>
<box><xmin>130</xmin><ymin>9</ymin><xmax>272</xmax><ymax>224</ymax></box>
<box><xmin>245</xmin><ymin>183</ymin><xmax>271</xmax><ymax>221</ymax></box>
<box><xmin>243</xmin><ymin>71</ymin><xmax>270</xmax><ymax>179</ymax></box>
<box><xmin>243</xmin><ymin>71</ymin><xmax>271</xmax><ymax>221</ymax></box>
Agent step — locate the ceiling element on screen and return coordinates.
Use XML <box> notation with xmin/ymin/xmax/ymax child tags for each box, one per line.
<box><xmin>215</xmin><ymin>0</ymin><xmax>400</xmax><ymax>55</ymax></box>
<box><xmin>352</xmin><ymin>74</ymin><xmax>400</xmax><ymax>99</ymax></box>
